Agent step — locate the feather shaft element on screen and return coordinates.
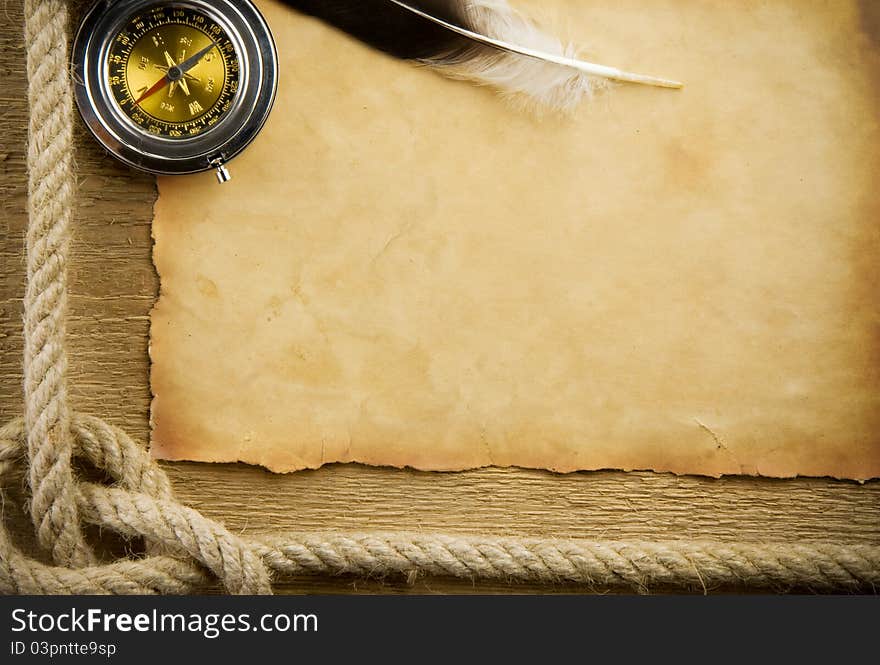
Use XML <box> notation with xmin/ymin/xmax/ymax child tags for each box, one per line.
<box><xmin>388</xmin><ymin>0</ymin><xmax>682</xmax><ymax>88</ymax></box>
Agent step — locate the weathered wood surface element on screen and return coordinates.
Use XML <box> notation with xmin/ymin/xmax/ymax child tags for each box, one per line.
<box><xmin>1</xmin><ymin>0</ymin><xmax>878</xmax><ymax>594</ymax></box>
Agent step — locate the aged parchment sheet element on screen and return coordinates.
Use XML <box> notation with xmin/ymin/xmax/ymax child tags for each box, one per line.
<box><xmin>150</xmin><ymin>0</ymin><xmax>880</xmax><ymax>479</ymax></box>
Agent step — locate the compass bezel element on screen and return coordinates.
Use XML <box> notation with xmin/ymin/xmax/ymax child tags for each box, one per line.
<box><xmin>72</xmin><ymin>0</ymin><xmax>278</xmax><ymax>176</ymax></box>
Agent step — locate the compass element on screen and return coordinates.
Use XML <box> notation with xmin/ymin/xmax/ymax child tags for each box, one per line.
<box><xmin>72</xmin><ymin>0</ymin><xmax>278</xmax><ymax>182</ymax></box>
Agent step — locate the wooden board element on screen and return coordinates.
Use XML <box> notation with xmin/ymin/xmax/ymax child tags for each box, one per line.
<box><xmin>1</xmin><ymin>0</ymin><xmax>878</xmax><ymax>593</ymax></box>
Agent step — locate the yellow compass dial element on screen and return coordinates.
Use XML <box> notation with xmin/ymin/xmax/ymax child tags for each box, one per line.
<box><xmin>106</xmin><ymin>5</ymin><xmax>241</xmax><ymax>139</ymax></box>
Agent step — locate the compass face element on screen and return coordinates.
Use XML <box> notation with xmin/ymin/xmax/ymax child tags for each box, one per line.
<box><xmin>106</xmin><ymin>4</ymin><xmax>241</xmax><ymax>139</ymax></box>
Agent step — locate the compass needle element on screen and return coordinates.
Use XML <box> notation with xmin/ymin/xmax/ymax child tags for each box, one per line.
<box><xmin>154</xmin><ymin>63</ymin><xmax>199</xmax><ymax>83</ymax></box>
<box><xmin>134</xmin><ymin>73</ymin><xmax>171</xmax><ymax>104</ymax></box>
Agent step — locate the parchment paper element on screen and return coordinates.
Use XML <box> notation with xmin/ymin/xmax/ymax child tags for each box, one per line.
<box><xmin>150</xmin><ymin>0</ymin><xmax>880</xmax><ymax>479</ymax></box>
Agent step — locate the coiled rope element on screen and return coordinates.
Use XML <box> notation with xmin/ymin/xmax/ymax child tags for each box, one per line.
<box><xmin>2</xmin><ymin>0</ymin><xmax>877</xmax><ymax>595</ymax></box>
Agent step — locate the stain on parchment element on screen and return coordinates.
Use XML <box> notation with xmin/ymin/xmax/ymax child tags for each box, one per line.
<box><xmin>196</xmin><ymin>275</ymin><xmax>218</xmax><ymax>298</ymax></box>
<box><xmin>859</xmin><ymin>0</ymin><xmax>880</xmax><ymax>47</ymax></box>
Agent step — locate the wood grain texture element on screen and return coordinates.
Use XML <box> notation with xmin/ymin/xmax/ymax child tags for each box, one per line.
<box><xmin>0</xmin><ymin>0</ymin><xmax>877</xmax><ymax>594</ymax></box>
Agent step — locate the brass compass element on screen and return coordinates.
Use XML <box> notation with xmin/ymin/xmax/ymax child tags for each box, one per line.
<box><xmin>73</xmin><ymin>0</ymin><xmax>278</xmax><ymax>182</ymax></box>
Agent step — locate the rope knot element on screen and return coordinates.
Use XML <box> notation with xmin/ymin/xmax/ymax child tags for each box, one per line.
<box><xmin>1</xmin><ymin>415</ymin><xmax>272</xmax><ymax>594</ymax></box>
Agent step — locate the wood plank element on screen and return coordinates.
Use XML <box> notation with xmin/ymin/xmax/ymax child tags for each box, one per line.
<box><xmin>0</xmin><ymin>0</ymin><xmax>877</xmax><ymax>594</ymax></box>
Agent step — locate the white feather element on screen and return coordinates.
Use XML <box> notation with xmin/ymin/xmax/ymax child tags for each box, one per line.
<box><xmin>426</xmin><ymin>0</ymin><xmax>608</xmax><ymax>112</ymax></box>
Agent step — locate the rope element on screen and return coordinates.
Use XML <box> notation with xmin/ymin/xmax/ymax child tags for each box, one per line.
<box><xmin>22</xmin><ymin>0</ymin><xmax>94</xmax><ymax>569</ymax></box>
<box><xmin>2</xmin><ymin>417</ymin><xmax>877</xmax><ymax>594</ymax></box>
<box><xmin>1</xmin><ymin>0</ymin><xmax>876</xmax><ymax>595</ymax></box>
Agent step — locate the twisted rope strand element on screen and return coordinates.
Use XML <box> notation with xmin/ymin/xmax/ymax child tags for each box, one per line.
<box><xmin>3</xmin><ymin>0</ymin><xmax>876</xmax><ymax>596</ymax></box>
<box><xmin>23</xmin><ymin>0</ymin><xmax>94</xmax><ymax>569</ymax></box>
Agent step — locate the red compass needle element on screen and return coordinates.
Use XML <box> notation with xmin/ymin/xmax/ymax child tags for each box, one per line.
<box><xmin>134</xmin><ymin>74</ymin><xmax>171</xmax><ymax>105</ymax></box>
<box><xmin>133</xmin><ymin>41</ymin><xmax>218</xmax><ymax>106</ymax></box>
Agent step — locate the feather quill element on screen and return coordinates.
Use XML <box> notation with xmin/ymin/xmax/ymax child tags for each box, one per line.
<box><xmin>279</xmin><ymin>0</ymin><xmax>681</xmax><ymax>111</ymax></box>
